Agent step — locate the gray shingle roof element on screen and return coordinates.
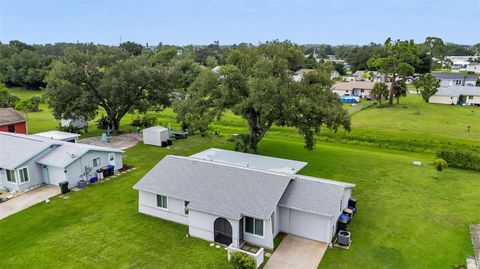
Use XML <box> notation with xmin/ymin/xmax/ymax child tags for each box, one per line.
<box><xmin>279</xmin><ymin>175</ymin><xmax>354</xmax><ymax>216</ymax></box>
<box><xmin>0</xmin><ymin>108</ymin><xmax>26</xmax><ymax>125</ymax></box>
<box><xmin>0</xmin><ymin>132</ymin><xmax>122</xmax><ymax>170</ymax></box>
<box><xmin>133</xmin><ymin>155</ymin><xmax>293</xmax><ymax>220</ymax></box>
<box><xmin>0</xmin><ymin>132</ymin><xmax>52</xmax><ymax>170</ymax></box>
<box><xmin>432</xmin><ymin>73</ymin><xmax>478</xmax><ymax>81</ymax></box>
<box><xmin>133</xmin><ymin>153</ymin><xmax>355</xmax><ymax>219</ymax></box>
<box><xmin>190</xmin><ymin>148</ymin><xmax>307</xmax><ymax>174</ymax></box>
<box><xmin>433</xmin><ymin>86</ymin><xmax>480</xmax><ymax>97</ymax></box>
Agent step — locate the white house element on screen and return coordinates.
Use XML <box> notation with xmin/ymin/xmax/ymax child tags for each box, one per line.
<box><xmin>428</xmin><ymin>86</ymin><xmax>480</xmax><ymax>105</ymax></box>
<box><xmin>133</xmin><ymin>148</ymin><xmax>355</xmax><ymax>250</ymax></box>
<box><xmin>467</xmin><ymin>63</ymin><xmax>480</xmax><ymax>74</ymax></box>
<box><xmin>332</xmin><ymin>81</ymin><xmax>388</xmax><ymax>99</ymax></box>
<box><xmin>0</xmin><ymin>132</ymin><xmax>123</xmax><ymax>192</ymax></box>
<box><xmin>292</xmin><ymin>69</ymin><xmax>313</xmax><ymax>82</ymax></box>
<box><xmin>432</xmin><ymin>73</ymin><xmax>478</xmax><ymax>87</ymax></box>
<box><xmin>33</xmin><ymin>130</ymin><xmax>80</xmax><ymax>143</ymax></box>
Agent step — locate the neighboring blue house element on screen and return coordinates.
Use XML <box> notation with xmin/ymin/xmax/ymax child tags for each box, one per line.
<box><xmin>0</xmin><ymin>132</ymin><xmax>123</xmax><ymax>192</ymax></box>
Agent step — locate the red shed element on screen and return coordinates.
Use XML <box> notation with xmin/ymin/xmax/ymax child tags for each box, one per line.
<box><xmin>0</xmin><ymin>108</ymin><xmax>28</xmax><ymax>134</ymax></box>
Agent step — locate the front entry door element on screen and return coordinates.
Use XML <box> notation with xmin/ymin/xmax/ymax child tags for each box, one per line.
<box><xmin>214</xmin><ymin>218</ymin><xmax>233</xmax><ymax>245</ymax></box>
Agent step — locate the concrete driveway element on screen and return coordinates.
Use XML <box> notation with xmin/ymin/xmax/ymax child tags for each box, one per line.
<box><xmin>264</xmin><ymin>235</ymin><xmax>328</xmax><ymax>269</ymax></box>
<box><xmin>0</xmin><ymin>185</ymin><xmax>61</xmax><ymax>220</ymax></box>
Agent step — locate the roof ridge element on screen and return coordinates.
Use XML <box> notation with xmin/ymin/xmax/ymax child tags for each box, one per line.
<box><xmin>167</xmin><ymin>155</ymin><xmax>296</xmax><ymax>178</ymax></box>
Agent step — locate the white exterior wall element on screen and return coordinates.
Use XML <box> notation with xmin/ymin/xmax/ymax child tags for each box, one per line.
<box><xmin>278</xmin><ymin>206</ymin><xmax>332</xmax><ymax>243</ymax></box>
<box><xmin>64</xmin><ymin>151</ymin><xmax>123</xmax><ymax>188</ymax></box>
<box><xmin>467</xmin><ymin>64</ymin><xmax>480</xmax><ymax>74</ymax></box>
<box><xmin>138</xmin><ymin>191</ymin><xmax>189</xmax><ymax>225</ymax></box>
<box><xmin>242</xmin><ymin>216</ymin><xmax>274</xmax><ymax>249</ymax></box>
<box><xmin>48</xmin><ymin>166</ymin><xmax>66</xmax><ymax>186</ymax></box>
<box><xmin>143</xmin><ymin>128</ymin><xmax>169</xmax><ymax>146</ymax></box>
<box><xmin>189</xmin><ymin>209</ymin><xmax>241</xmax><ymax>248</ymax></box>
<box><xmin>332</xmin><ymin>89</ymin><xmax>350</xmax><ymax>96</ymax></box>
<box><xmin>429</xmin><ymin>96</ymin><xmax>458</xmax><ymax>105</ymax></box>
<box><xmin>465</xmin><ymin>95</ymin><xmax>480</xmax><ymax>105</ymax></box>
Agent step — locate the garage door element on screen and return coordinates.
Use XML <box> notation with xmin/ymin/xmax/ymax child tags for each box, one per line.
<box><xmin>289</xmin><ymin>209</ymin><xmax>330</xmax><ymax>242</ymax></box>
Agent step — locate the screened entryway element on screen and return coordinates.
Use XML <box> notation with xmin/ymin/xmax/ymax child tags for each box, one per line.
<box><xmin>214</xmin><ymin>217</ymin><xmax>232</xmax><ymax>245</ymax></box>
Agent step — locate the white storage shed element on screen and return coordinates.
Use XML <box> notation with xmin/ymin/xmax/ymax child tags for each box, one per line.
<box><xmin>143</xmin><ymin>126</ymin><xmax>169</xmax><ymax>146</ymax></box>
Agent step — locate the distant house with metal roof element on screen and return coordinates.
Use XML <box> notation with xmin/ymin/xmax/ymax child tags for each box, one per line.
<box><xmin>428</xmin><ymin>86</ymin><xmax>480</xmax><ymax>105</ymax></box>
<box><xmin>432</xmin><ymin>73</ymin><xmax>478</xmax><ymax>87</ymax></box>
<box><xmin>0</xmin><ymin>108</ymin><xmax>27</xmax><ymax>134</ymax></box>
<box><xmin>133</xmin><ymin>148</ymin><xmax>355</xmax><ymax>250</ymax></box>
<box><xmin>0</xmin><ymin>132</ymin><xmax>123</xmax><ymax>192</ymax></box>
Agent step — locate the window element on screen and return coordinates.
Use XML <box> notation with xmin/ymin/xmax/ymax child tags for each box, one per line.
<box><xmin>184</xmin><ymin>201</ymin><xmax>190</xmax><ymax>215</ymax></box>
<box><xmin>6</xmin><ymin>170</ymin><xmax>16</xmax><ymax>183</ymax></box>
<box><xmin>156</xmin><ymin>195</ymin><xmax>168</xmax><ymax>209</ymax></box>
<box><xmin>93</xmin><ymin>157</ymin><xmax>101</xmax><ymax>167</ymax></box>
<box><xmin>468</xmin><ymin>96</ymin><xmax>474</xmax><ymax>100</ymax></box>
<box><xmin>360</xmin><ymin>89</ymin><xmax>364</xmax><ymax>93</ymax></box>
<box><xmin>7</xmin><ymin>125</ymin><xmax>15</xmax><ymax>133</ymax></box>
<box><xmin>245</xmin><ymin>216</ymin><xmax>264</xmax><ymax>237</ymax></box>
<box><xmin>18</xmin><ymin>167</ymin><xmax>29</xmax><ymax>183</ymax></box>
<box><xmin>109</xmin><ymin>153</ymin><xmax>115</xmax><ymax>162</ymax></box>
<box><xmin>455</xmin><ymin>80</ymin><xmax>462</xmax><ymax>86</ymax></box>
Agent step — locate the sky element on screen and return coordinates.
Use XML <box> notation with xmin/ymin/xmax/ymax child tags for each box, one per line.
<box><xmin>1</xmin><ymin>0</ymin><xmax>479</xmax><ymax>46</ymax></box>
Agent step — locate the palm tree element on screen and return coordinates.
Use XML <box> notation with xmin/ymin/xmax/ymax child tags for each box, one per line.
<box><xmin>433</xmin><ymin>158</ymin><xmax>448</xmax><ymax>178</ymax></box>
<box><xmin>371</xmin><ymin>82</ymin><xmax>389</xmax><ymax>106</ymax></box>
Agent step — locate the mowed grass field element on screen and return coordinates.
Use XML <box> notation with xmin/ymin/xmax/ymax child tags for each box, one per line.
<box><xmin>1</xmin><ymin>87</ymin><xmax>479</xmax><ymax>268</ymax></box>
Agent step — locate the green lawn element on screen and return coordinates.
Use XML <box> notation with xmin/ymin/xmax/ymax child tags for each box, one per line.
<box><xmin>1</xmin><ymin>87</ymin><xmax>479</xmax><ymax>268</ymax></box>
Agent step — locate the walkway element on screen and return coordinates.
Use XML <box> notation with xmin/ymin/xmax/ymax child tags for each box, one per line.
<box><xmin>264</xmin><ymin>235</ymin><xmax>328</xmax><ymax>269</ymax></box>
<box><xmin>0</xmin><ymin>185</ymin><xmax>61</xmax><ymax>220</ymax></box>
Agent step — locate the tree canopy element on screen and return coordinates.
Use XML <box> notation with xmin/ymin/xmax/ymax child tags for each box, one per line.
<box><xmin>174</xmin><ymin>42</ymin><xmax>350</xmax><ymax>153</ymax></box>
<box><xmin>46</xmin><ymin>47</ymin><xmax>170</xmax><ymax>133</ymax></box>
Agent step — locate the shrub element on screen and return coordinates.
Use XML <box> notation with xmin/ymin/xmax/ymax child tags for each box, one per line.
<box><xmin>131</xmin><ymin>114</ymin><xmax>158</xmax><ymax>128</ymax></box>
<box><xmin>436</xmin><ymin>149</ymin><xmax>480</xmax><ymax>171</ymax></box>
<box><xmin>30</xmin><ymin>96</ymin><xmax>42</xmax><ymax>112</ymax></box>
<box><xmin>230</xmin><ymin>251</ymin><xmax>256</xmax><ymax>269</ymax></box>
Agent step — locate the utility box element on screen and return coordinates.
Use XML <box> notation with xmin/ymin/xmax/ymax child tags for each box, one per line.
<box><xmin>143</xmin><ymin>126</ymin><xmax>169</xmax><ymax>147</ymax></box>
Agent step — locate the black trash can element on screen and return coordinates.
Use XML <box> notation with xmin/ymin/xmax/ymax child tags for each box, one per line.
<box><xmin>101</xmin><ymin>167</ymin><xmax>109</xmax><ymax>178</ymax></box>
<box><xmin>167</xmin><ymin>139</ymin><xmax>173</xmax><ymax>146</ymax></box>
<box><xmin>161</xmin><ymin>141</ymin><xmax>168</xmax><ymax>147</ymax></box>
<box><xmin>107</xmin><ymin>165</ymin><xmax>115</xmax><ymax>176</ymax></box>
<box><xmin>59</xmin><ymin>181</ymin><xmax>69</xmax><ymax>194</ymax></box>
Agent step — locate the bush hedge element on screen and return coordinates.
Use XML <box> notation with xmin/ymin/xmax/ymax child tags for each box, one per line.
<box><xmin>230</xmin><ymin>251</ymin><xmax>256</xmax><ymax>269</ymax></box>
<box><xmin>436</xmin><ymin>149</ymin><xmax>480</xmax><ymax>171</ymax></box>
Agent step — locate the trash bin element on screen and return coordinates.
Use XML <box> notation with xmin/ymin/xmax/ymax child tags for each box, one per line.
<box><xmin>78</xmin><ymin>180</ymin><xmax>87</xmax><ymax>189</ymax></box>
<box><xmin>161</xmin><ymin>141</ymin><xmax>168</xmax><ymax>147</ymax></box>
<box><xmin>89</xmin><ymin>177</ymin><xmax>98</xmax><ymax>183</ymax></box>
<box><xmin>59</xmin><ymin>181</ymin><xmax>69</xmax><ymax>194</ymax></box>
<box><xmin>101</xmin><ymin>167</ymin><xmax>109</xmax><ymax>178</ymax></box>
<box><xmin>96</xmin><ymin>169</ymin><xmax>104</xmax><ymax>180</ymax></box>
<box><xmin>167</xmin><ymin>139</ymin><xmax>173</xmax><ymax>146</ymax></box>
<box><xmin>106</xmin><ymin>165</ymin><xmax>115</xmax><ymax>176</ymax></box>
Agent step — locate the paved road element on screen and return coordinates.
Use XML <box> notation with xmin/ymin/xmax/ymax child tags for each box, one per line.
<box><xmin>0</xmin><ymin>185</ymin><xmax>60</xmax><ymax>219</ymax></box>
<box><xmin>264</xmin><ymin>235</ymin><xmax>328</xmax><ymax>269</ymax></box>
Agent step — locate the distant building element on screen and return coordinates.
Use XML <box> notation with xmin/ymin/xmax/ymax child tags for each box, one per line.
<box><xmin>428</xmin><ymin>86</ymin><xmax>480</xmax><ymax>105</ymax></box>
<box><xmin>332</xmin><ymin>81</ymin><xmax>386</xmax><ymax>99</ymax></box>
<box><xmin>467</xmin><ymin>63</ymin><xmax>480</xmax><ymax>74</ymax></box>
<box><xmin>0</xmin><ymin>108</ymin><xmax>27</xmax><ymax>134</ymax></box>
<box><xmin>432</xmin><ymin>73</ymin><xmax>478</xmax><ymax>87</ymax></box>
<box><xmin>292</xmin><ymin>69</ymin><xmax>313</xmax><ymax>82</ymax></box>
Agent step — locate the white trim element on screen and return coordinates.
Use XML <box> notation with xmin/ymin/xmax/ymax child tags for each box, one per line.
<box><xmin>156</xmin><ymin>194</ymin><xmax>169</xmax><ymax>211</ymax></box>
<box><xmin>244</xmin><ymin>216</ymin><xmax>265</xmax><ymax>238</ymax></box>
<box><xmin>17</xmin><ymin>166</ymin><xmax>30</xmax><ymax>185</ymax></box>
<box><xmin>6</xmin><ymin>169</ymin><xmax>17</xmax><ymax>184</ymax></box>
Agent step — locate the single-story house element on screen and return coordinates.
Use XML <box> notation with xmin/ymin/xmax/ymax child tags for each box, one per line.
<box><xmin>0</xmin><ymin>132</ymin><xmax>123</xmax><ymax>192</ymax></box>
<box><xmin>292</xmin><ymin>69</ymin><xmax>313</xmax><ymax>82</ymax></box>
<box><xmin>133</xmin><ymin>148</ymin><xmax>355</xmax><ymax>249</ymax></box>
<box><xmin>432</xmin><ymin>73</ymin><xmax>478</xmax><ymax>87</ymax></box>
<box><xmin>352</xmin><ymin>70</ymin><xmax>365</xmax><ymax>80</ymax></box>
<box><xmin>428</xmin><ymin>86</ymin><xmax>480</xmax><ymax>105</ymax></box>
<box><xmin>332</xmin><ymin>81</ymin><xmax>384</xmax><ymax>99</ymax></box>
<box><xmin>61</xmin><ymin>117</ymin><xmax>87</xmax><ymax>129</ymax></box>
<box><xmin>0</xmin><ymin>108</ymin><xmax>27</xmax><ymax>134</ymax></box>
<box><xmin>467</xmin><ymin>63</ymin><xmax>480</xmax><ymax>74</ymax></box>
<box><xmin>33</xmin><ymin>130</ymin><xmax>80</xmax><ymax>143</ymax></box>
<box><xmin>330</xmin><ymin>70</ymin><xmax>340</xmax><ymax>80</ymax></box>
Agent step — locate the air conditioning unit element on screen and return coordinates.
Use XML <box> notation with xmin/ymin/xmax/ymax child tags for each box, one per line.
<box><xmin>337</xmin><ymin>230</ymin><xmax>351</xmax><ymax>246</ymax></box>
